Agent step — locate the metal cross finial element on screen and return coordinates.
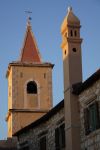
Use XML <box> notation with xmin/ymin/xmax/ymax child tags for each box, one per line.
<box><xmin>25</xmin><ymin>11</ymin><xmax>32</xmax><ymax>14</ymax></box>
<box><xmin>25</xmin><ymin>11</ymin><xmax>32</xmax><ymax>26</ymax></box>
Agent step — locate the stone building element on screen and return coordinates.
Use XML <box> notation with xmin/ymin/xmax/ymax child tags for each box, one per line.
<box><xmin>3</xmin><ymin>7</ymin><xmax>100</xmax><ymax>150</ymax></box>
<box><xmin>78</xmin><ymin>70</ymin><xmax>100</xmax><ymax>150</ymax></box>
<box><xmin>14</xmin><ymin>69</ymin><xmax>100</xmax><ymax>150</ymax></box>
<box><xmin>15</xmin><ymin>100</ymin><xmax>65</xmax><ymax>150</ymax></box>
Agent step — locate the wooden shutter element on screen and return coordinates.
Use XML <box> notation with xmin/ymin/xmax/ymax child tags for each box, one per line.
<box><xmin>40</xmin><ymin>136</ymin><xmax>46</xmax><ymax>150</ymax></box>
<box><xmin>84</xmin><ymin>108</ymin><xmax>90</xmax><ymax>135</ymax></box>
<box><xmin>95</xmin><ymin>101</ymin><xmax>100</xmax><ymax>129</ymax></box>
<box><xmin>55</xmin><ymin>128</ymin><xmax>60</xmax><ymax>150</ymax></box>
<box><xmin>23</xmin><ymin>146</ymin><xmax>29</xmax><ymax>150</ymax></box>
<box><xmin>20</xmin><ymin>146</ymin><xmax>29</xmax><ymax>150</ymax></box>
<box><xmin>60</xmin><ymin>124</ymin><xmax>65</xmax><ymax>148</ymax></box>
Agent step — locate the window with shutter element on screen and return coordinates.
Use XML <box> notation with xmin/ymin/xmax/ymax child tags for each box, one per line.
<box><xmin>55</xmin><ymin>128</ymin><xmax>60</xmax><ymax>150</ymax></box>
<box><xmin>84</xmin><ymin>108</ymin><xmax>90</xmax><ymax>135</ymax></box>
<box><xmin>20</xmin><ymin>146</ymin><xmax>29</xmax><ymax>150</ymax></box>
<box><xmin>60</xmin><ymin>124</ymin><xmax>65</xmax><ymax>148</ymax></box>
<box><xmin>89</xmin><ymin>103</ymin><xmax>97</xmax><ymax>131</ymax></box>
<box><xmin>95</xmin><ymin>101</ymin><xmax>100</xmax><ymax>129</ymax></box>
<box><xmin>40</xmin><ymin>136</ymin><xmax>46</xmax><ymax>150</ymax></box>
<box><xmin>55</xmin><ymin>123</ymin><xmax>65</xmax><ymax>150</ymax></box>
<box><xmin>19</xmin><ymin>141</ymin><xmax>30</xmax><ymax>150</ymax></box>
<box><xmin>84</xmin><ymin>101</ymin><xmax>100</xmax><ymax>135</ymax></box>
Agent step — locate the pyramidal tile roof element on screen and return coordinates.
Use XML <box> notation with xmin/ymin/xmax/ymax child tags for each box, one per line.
<box><xmin>19</xmin><ymin>19</ymin><xmax>42</xmax><ymax>63</ymax></box>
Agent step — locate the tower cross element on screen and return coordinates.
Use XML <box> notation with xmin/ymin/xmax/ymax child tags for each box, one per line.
<box><xmin>25</xmin><ymin>11</ymin><xmax>32</xmax><ymax>20</ymax></box>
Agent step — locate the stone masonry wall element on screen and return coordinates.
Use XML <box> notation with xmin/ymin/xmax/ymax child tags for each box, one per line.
<box><xmin>17</xmin><ymin>106</ymin><xmax>64</xmax><ymax>150</ymax></box>
<box><xmin>79</xmin><ymin>79</ymin><xmax>100</xmax><ymax>150</ymax></box>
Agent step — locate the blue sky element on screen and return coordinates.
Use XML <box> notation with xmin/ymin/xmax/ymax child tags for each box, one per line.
<box><xmin>0</xmin><ymin>0</ymin><xmax>100</xmax><ymax>139</ymax></box>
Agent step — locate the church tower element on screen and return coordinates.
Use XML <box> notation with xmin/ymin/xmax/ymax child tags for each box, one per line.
<box><xmin>6</xmin><ymin>18</ymin><xmax>54</xmax><ymax>137</ymax></box>
<box><xmin>61</xmin><ymin>7</ymin><xmax>82</xmax><ymax>150</ymax></box>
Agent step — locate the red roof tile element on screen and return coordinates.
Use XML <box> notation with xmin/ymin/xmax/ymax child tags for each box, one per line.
<box><xmin>20</xmin><ymin>21</ymin><xmax>42</xmax><ymax>63</ymax></box>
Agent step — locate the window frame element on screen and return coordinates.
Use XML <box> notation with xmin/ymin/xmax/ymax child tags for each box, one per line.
<box><xmin>84</xmin><ymin>101</ymin><xmax>100</xmax><ymax>135</ymax></box>
<box><xmin>38</xmin><ymin>130</ymin><xmax>48</xmax><ymax>150</ymax></box>
<box><xmin>39</xmin><ymin>136</ymin><xmax>46</xmax><ymax>150</ymax></box>
<box><xmin>55</xmin><ymin>123</ymin><xmax>65</xmax><ymax>150</ymax></box>
<box><xmin>19</xmin><ymin>141</ymin><xmax>30</xmax><ymax>150</ymax></box>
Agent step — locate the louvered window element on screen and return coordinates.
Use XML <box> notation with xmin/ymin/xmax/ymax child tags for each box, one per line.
<box><xmin>20</xmin><ymin>146</ymin><xmax>29</xmax><ymax>150</ymax></box>
<box><xmin>19</xmin><ymin>141</ymin><xmax>30</xmax><ymax>150</ymax></box>
<box><xmin>55</xmin><ymin>123</ymin><xmax>65</xmax><ymax>150</ymax></box>
<box><xmin>40</xmin><ymin>136</ymin><xmax>46</xmax><ymax>150</ymax></box>
<box><xmin>84</xmin><ymin>101</ymin><xmax>100</xmax><ymax>135</ymax></box>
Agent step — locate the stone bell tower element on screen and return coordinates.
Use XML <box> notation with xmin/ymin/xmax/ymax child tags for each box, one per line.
<box><xmin>6</xmin><ymin>18</ymin><xmax>54</xmax><ymax>137</ymax></box>
<box><xmin>61</xmin><ymin>7</ymin><xmax>82</xmax><ymax>150</ymax></box>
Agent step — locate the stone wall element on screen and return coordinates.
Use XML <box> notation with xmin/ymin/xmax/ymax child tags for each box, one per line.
<box><xmin>16</xmin><ymin>79</ymin><xmax>100</xmax><ymax>150</ymax></box>
<box><xmin>7</xmin><ymin>63</ymin><xmax>53</xmax><ymax>136</ymax></box>
<box><xmin>79</xmin><ymin>79</ymin><xmax>100</xmax><ymax>150</ymax></box>
<box><xmin>17</xmin><ymin>105</ymin><xmax>65</xmax><ymax>150</ymax></box>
